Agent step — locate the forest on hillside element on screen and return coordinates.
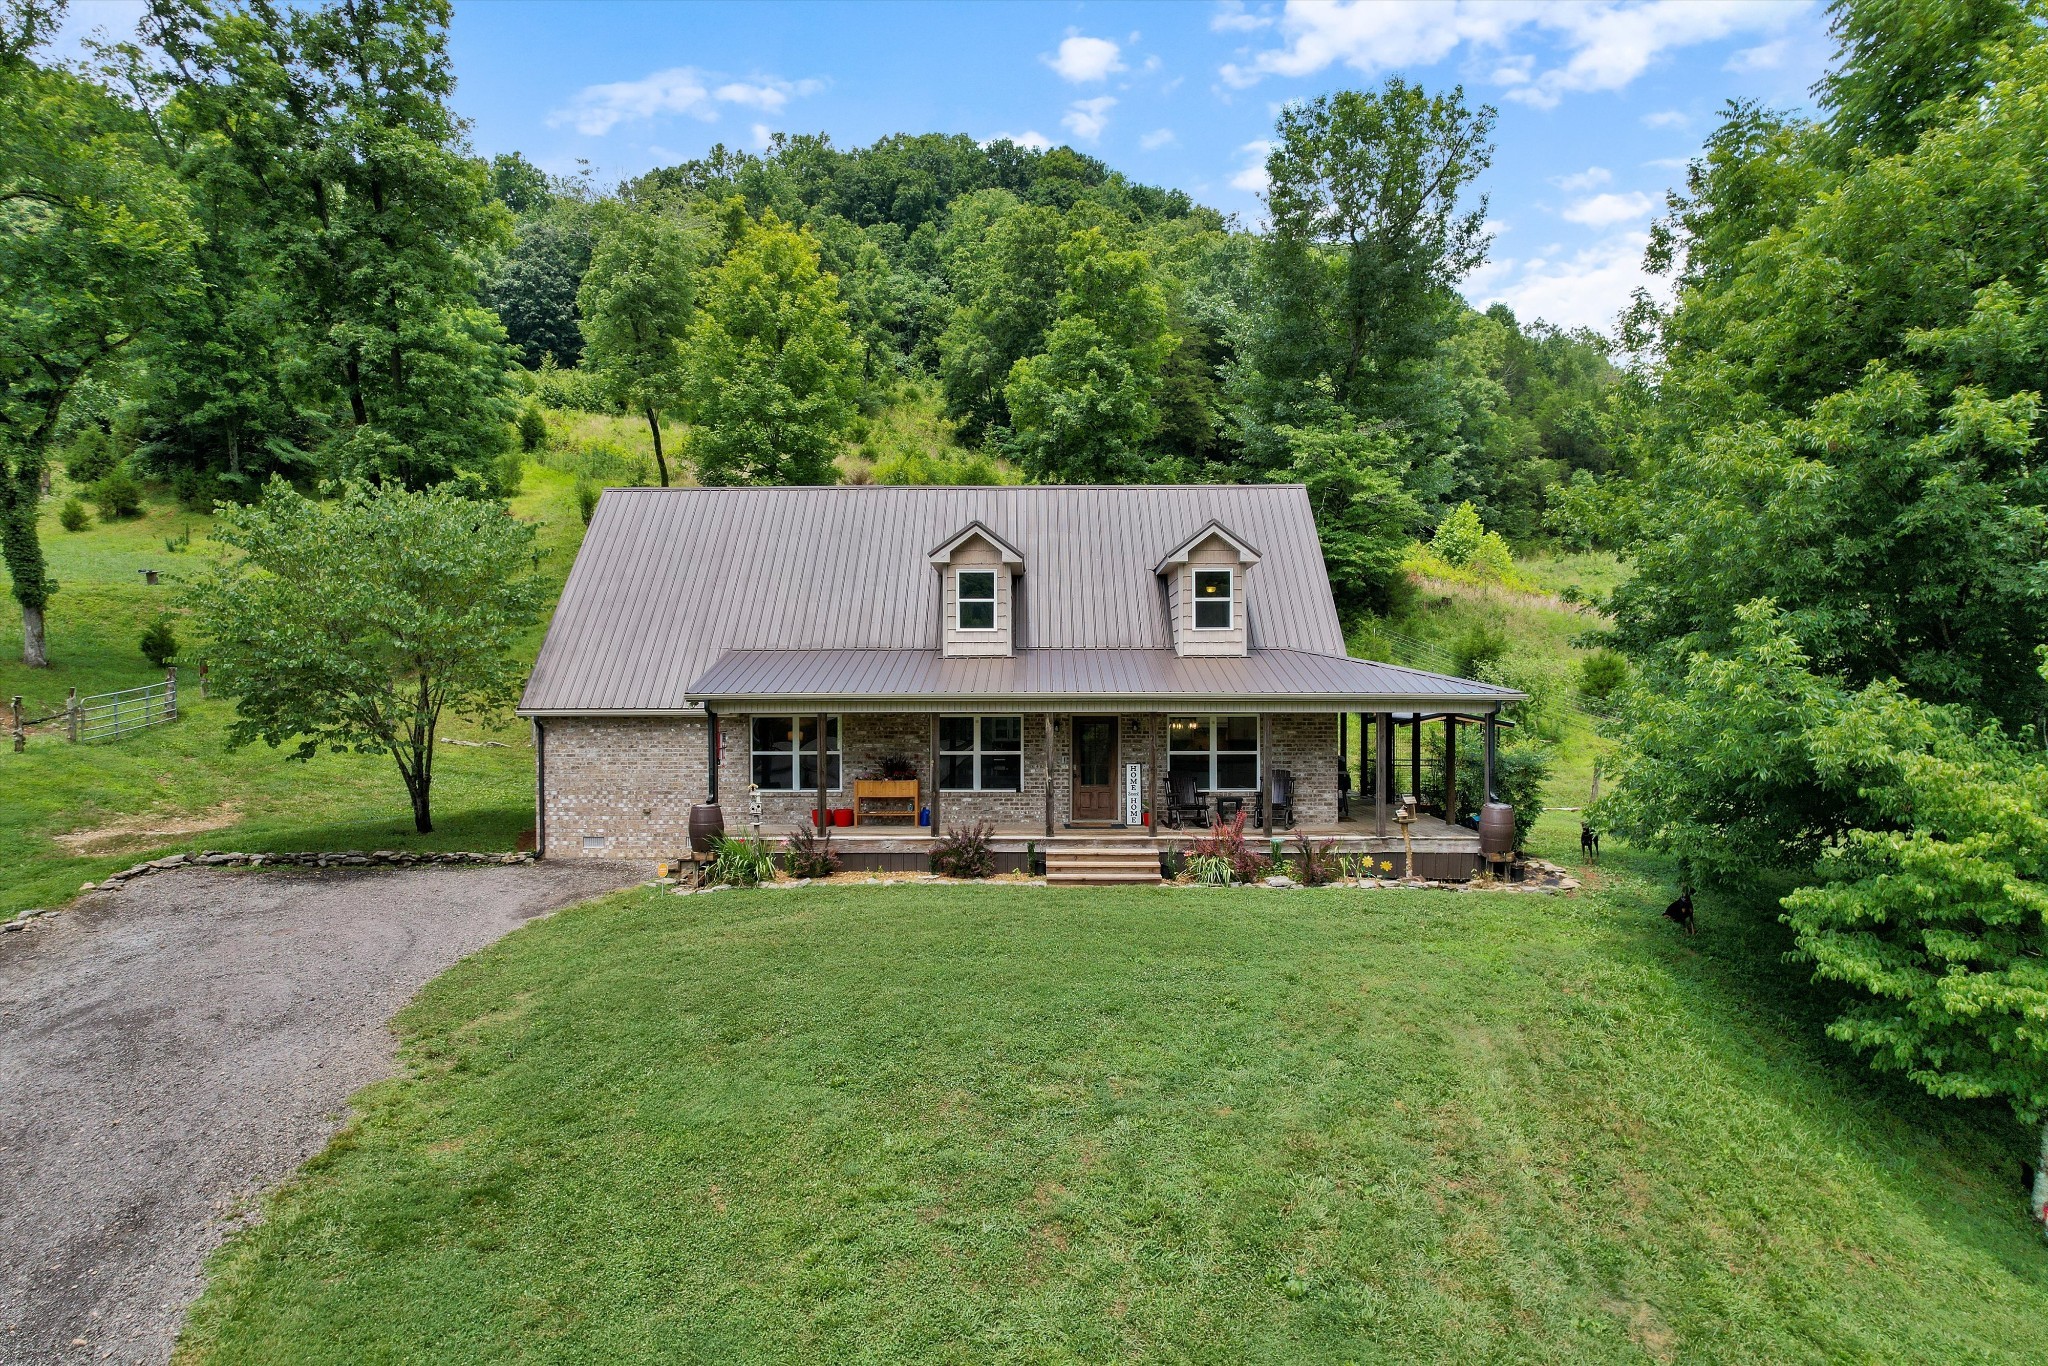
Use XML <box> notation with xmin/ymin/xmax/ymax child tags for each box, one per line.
<box><xmin>5</xmin><ymin>0</ymin><xmax>2048</xmax><ymax>1193</ymax></box>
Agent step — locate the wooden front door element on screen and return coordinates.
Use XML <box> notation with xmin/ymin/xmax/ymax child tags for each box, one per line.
<box><xmin>1072</xmin><ymin>716</ymin><xmax>1118</xmax><ymax>824</ymax></box>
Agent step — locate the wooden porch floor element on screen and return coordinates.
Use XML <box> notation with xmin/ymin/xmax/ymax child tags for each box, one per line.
<box><xmin>754</xmin><ymin>813</ymin><xmax>1480</xmax><ymax>856</ymax></box>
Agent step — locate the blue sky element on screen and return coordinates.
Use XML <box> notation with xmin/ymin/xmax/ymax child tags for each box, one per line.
<box><xmin>60</xmin><ymin>0</ymin><xmax>1835</xmax><ymax>333</ymax></box>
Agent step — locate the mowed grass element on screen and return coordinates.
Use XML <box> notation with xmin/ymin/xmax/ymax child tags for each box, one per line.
<box><xmin>177</xmin><ymin>875</ymin><xmax>2048</xmax><ymax>1364</ymax></box>
<box><xmin>0</xmin><ymin>465</ymin><xmax>591</xmax><ymax>919</ymax></box>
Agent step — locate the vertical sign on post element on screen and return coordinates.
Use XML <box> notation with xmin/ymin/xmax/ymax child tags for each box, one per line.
<box><xmin>1124</xmin><ymin>761</ymin><xmax>1142</xmax><ymax>827</ymax></box>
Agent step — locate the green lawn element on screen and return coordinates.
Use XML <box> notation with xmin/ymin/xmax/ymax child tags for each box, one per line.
<box><xmin>0</xmin><ymin>465</ymin><xmax>591</xmax><ymax>919</ymax></box>
<box><xmin>177</xmin><ymin>872</ymin><xmax>2048</xmax><ymax>1363</ymax></box>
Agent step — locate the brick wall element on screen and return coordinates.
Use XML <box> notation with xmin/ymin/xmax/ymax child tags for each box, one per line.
<box><xmin>538</xmin><ymin>710</ymin><xmax>1343</xmax><ymax>857</ymax></box>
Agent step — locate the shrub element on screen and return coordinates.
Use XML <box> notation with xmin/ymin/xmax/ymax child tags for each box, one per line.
<box><xmin>528</xmin><ymin>355</ymin><xmax>613</xmax><ymax>412</ymax></box>
<box><xmin>871</xmin><ymin>448</ymin><xmax>1012</xmax><ymax>486</ymax></box>
<box><xmin>1293</xmin><ymin>834</ymin><xmax>1338</xmax><ymax>886</ymax></box>
<box><xmin>517</xmin><ymin>402</ymin><xmax>549</xmax><ymax>453</ymax></box>
<box><xmin>139</xmin><ymin>618</ymin><xmax>178</xmax><ymax>668</ymax></box>
<box><xmin>58</xmin><ymin>497</ymin><xmax>89</xmax><ymax>532</ymax></box>
<box><xmin>167</xmin><ymin>466</ymin><xmax>222</xmax><ymax>511</ymax></box>
<box><xmin>1187</xmin><ymin>811</ymin><xmax>1272</xmax><ymax>884</ymax></box>
<box><xmin>1578</xmin><ymin>648</ymin><xmax>1629</xmax><ymax>706</ymax></box>
<box><xmin>90</xmin><ymin>465</ymin><xmax>145</xmax><ymax>520</ymax></box>
<box><xmin>1431</xmin><ymin>501</ymin><xmax>1485</xmax><ymax>567</ymax></box>
<box><xmin>783</xmin><ymin>822</ymin><xmax>842</xmax><ymax>879</ymax></box>
<box><xmin>931</xmin><ymin>819</ymin><xmax>997</xmax><ymax>878</ymax></box>
<box><xmin>575</xmin><ymin>478</ymin><xmax>600</xmax><ymax>525</ymax></box>
<box><xmin>165</xmin><ymin>525</ymin><xmax>193</xmax><ymax>554</ymax></box>
<box><xmin>1452</xmin><ymin>741</ymin><xmax>1553</xmax><ymax>849</ymax></box>
<box><xmin>1468</xmin><ymin>531</ymin><xmax>1515</xmax><ymax>581</ymax></box>
<box><xmin>1184</xmin><ymin>853</ymin><xmax>1234</xmax><ymax>886</ymax></box>
<box><xmin>1450</xmin><ymin>621</ymin><xmax>1510</xmax><ymax>678</ymax></box>
<box><xmin>65</xmin><ymin>428</ymin><xmax>119</xmax><ymax>485</ymax></box>
<box><xmin>706</xmin><ymin>834</ymin><xmax>778</xmax><ymax>887</ymax></box>
<box><xmin>492</xmin><ymin>450</ymin><xmax>525</xmax><ymax>498</ymax></box>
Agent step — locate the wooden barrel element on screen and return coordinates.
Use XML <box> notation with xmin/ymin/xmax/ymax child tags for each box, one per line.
<box><xmin>1478</xmin><ymin>802</ymin><xmax>1516</xmax><ymax>858</ymax></box>
<box><xmin>688</xmin><ymin>803</ymin><xmax>724</xmax><ymax>854</ymax></box>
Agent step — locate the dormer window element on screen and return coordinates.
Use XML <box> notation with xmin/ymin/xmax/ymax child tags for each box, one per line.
<box><xmin>957</xmin><ymin>570</ymin><xmax>997</xmax><ymax>630</ymax></box>
<box><xmin>1192</xmin><ymin>569</ymin><xmax>1233</xmax><ymax>630</ymax></box>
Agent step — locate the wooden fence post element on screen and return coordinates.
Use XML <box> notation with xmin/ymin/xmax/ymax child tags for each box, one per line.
<box><xmin>198</xmin><ymin>662</ymin><xmax>208</xmax><ymax>699</ymax></box>
<box><xmin>67</xmin><ymin>688</ymin><xmax>78</xmax><ymax>743</ymax></box>
<box><xmin>10</xmin><ymin>696</ymin><xmax>22</xmax><ymax>752</ymax></box>
<box><xmin>165</xmin><ymin>667</ymin><xmax>178</xmax><ymax>722</ymax></box>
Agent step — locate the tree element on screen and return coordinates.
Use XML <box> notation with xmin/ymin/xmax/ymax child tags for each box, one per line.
<box><xmin>1002</xmin><ymin>225</ymin><xmax>1176</xmax><ymax>483</ymax></box>
<box><xmin>491</xmin><ymin>208</ymin><xmax>594</xmax><ymax>368</ymax></box>
<box><xmin>680</xmin><ymin>209</ymin><xmax>858</xmax><ymax>486</ymax></box>
<box><xmin>0</xmin><ymin>0</ymin><xmax>199</xmax><ymax>665</ymax></box>
<box><xmin>147</xmin><ymin>0</ymin><xmax>518</xmax><ymax>489</ymax></box>
<box><xmin>186</xmin><ymin>479</ymin><xmax>544</xmax><ymax>834</ymax></box>
<box><xmin>936</xmin><ymin>195</ymin><xmax>1065</xmax><ymax>436</ymax></box>
<box><xmin>576</xmin><ymin>205</ymin><xmax>697</xmax><ymax>485</ymax></box>
<box><xmin>1276</xmin><ymin>415</ymin><xmax>1421</xmax><ymax>616</ymax></box>
<box><xmin>1231</xmin><ymin>80</ymin><xmax>1495</xmax><ymax>472</ymax></box>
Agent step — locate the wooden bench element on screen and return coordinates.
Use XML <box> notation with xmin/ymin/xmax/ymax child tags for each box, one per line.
<box><xmin>853</xmin><ymin>778</ymin><xmax>920</xmax><ymax>826</ymax></box>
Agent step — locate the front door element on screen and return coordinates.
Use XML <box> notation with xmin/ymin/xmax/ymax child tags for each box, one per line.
<box><xmin>1072</xmin><ymin>716</ymin><xmax>1119</xmax><ymax>824</ymax></box>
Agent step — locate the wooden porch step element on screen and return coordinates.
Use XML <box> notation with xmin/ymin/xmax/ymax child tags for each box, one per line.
<box><xmin>1045</xmin><ymin>848</ymin><xmax>1162</xmax><ymax>885</ymax></box>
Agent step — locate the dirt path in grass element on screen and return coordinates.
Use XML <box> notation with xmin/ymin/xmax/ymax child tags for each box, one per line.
<box><xmin>0</xmin><ymin>861</ymin><xmax>647</xmax><ymax>1366</ymax></box>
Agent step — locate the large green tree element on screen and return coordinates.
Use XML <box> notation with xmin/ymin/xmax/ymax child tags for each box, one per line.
<box><xmin>576</xmin><ymin>205</ymin><xmax>698</xmax><ymax>485</ymax></box>
<box><xmin>936</xmin><ymin>195</ymin><xmax>1065</xmax><ymax>437</ymax></box>
<box><xmin>186</xmin><ymin>478</ymin><xmax>544</xmax><ymax>833</ymax></box>
<box><xmin>0</xmin><ymin>0</ymin><xmax>198</xmax><ymax>665</ymax></box>
<box><xmin>491</xmin><ymin>207</ymin><xmax>594</xmax><ymax>369</ymax></box>
<box><xmin>1002</xmin><ymin>225</ymin><xmax>1176</xmax><ymax>483</ymax></box>
<box><xmin>147</xmin><ymin>0</ymin><xmax>517</xmax><ymax>489</ymax></box>
<box><xmin>679</xmin><ymin>209</ymin><xmax>858</xmax><ymax>486</ymax></box>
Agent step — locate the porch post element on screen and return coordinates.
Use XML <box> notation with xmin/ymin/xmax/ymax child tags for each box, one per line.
<box><xmin>1483</xmin><ymin>711</ymin><xmax>1498</xmax><ymax>804</ymax></box>
<box><xmin>1261</xmin><ymin>713</ymin><xmax>1273</xmax><ymax>838</ymax></box>
<box><xmin>1443</xmin><ymin>715</ymin><xmax>1458</xmax><ymax>823</ymax></box>
<box><xmin>1043</xmin><ymin>713</ymin><xmax>1056</xmax><ymax>837</ymax></box>
<box><xmin>1375</xmin><ymin>711</ymin><xmax>1391</xmax><ymax>837</ymax></box>
<box><xmin>927</xmin><ymin>714</ymin><xmax>943</xmax><ymax>834</ymax></box>
<box><xmin>815</xmin><ymin>712</ymin><xmax>829</xmax><ymax>829</ymax></box>
<box><xmin>1410</xmin><ymin>715</ymin><xmax>1422</xmax><ymax>801</ymax></box>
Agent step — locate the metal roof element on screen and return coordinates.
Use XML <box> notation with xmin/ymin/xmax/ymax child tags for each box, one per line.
<box><xmin>683</xmin><ymin>647</ymin><xmax>1521</xmax><ymax>713</ymax></box>
<box><xmin>519</xmin><ymin>484</ymin><xmax>1503</xmax><ymax>715</ymax></box>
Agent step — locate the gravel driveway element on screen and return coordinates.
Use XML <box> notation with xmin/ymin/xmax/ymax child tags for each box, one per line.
<box><xmin>0</xmin><ymin>861</ymin><xmax>646</xmax><ymax>1365</ymax></box>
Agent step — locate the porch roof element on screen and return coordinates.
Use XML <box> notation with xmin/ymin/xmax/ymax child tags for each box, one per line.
<box><xmin>679</xmin><ymin>647</ymin><xmax>1522</xmax><ymax>714</ymax></box>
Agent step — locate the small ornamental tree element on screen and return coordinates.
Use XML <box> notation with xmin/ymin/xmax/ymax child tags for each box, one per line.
<box><xmin>186</xmin><ymin>479</ymin><xmax>544</xmax><ymax>833</ymax></box>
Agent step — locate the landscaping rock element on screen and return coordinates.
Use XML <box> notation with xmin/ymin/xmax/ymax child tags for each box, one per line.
<box><xmin>1263</xmin><ymin>875</ymin><xmax>1295</xmax><ymax>889</ymax></box>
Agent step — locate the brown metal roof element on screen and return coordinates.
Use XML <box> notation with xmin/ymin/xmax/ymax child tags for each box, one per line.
<box><xmin>683</xmin><ymin>648</ymin><xmax>1522</xmax><ymax>713</ymax></box>
<box><xmin>519</xmin><ymin>485</ymin><xmax>1496</xmax><ymax>714</ymax></box>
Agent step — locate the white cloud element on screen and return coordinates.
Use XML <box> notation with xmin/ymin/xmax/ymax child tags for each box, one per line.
<box><xmin>1220</xmin><ymin>0</ymin><xmax>1798</xmax><ymax>105</ymax></box>
<box><xmin>1062</xmin><ymin>95</ymin><xmax>1117</xmax><ymax>142</ymax></box>
<box><xmin>1727</xmin><ymin>37</ymin><xmax>1789</xmax><ymax>72</ymax></box>
<box><xmin>989</xmin><ymin>129</ymin><xmax>1054</xmax><ymax>151</ymax></box>
<box><xmin>550</xmin><ymin>68</ymin><xmax>822</xmax><ymax>136</ymax></box>
<box><xmin>1140</xmin><ymin>128</ymin><xmax>1178</xmax><ymax>150</ymax></box>
<box><xmin>750</xmin><ymin>123</ymin><xmax>774</xmax><ymax>149</ymax></box>
<box><xmin>1230</xmin><ymin>139</ymin><xmax>1274</xmax><ymax>193</ymax></box>
<box><xmin>1554</xmin><ymin>165</ymin><xmax>1612</xmax><ymax>192</ymax></box>
<box><xmin>1045</xmin><ymin>34</ymin><xmax>1125</xmax><ymax>83</ymax></box>
<box><xmin>1641</xmin><ymin>108</ymin><xmax>1691</xmax><ymax>130</ymax></box>
<box><xmin>1211</xmin><ymin>1</ymin><xmax>1273</xmax><ymax>31</ymax></box>
<box><xmin>1561</xmin><ymin>190</ymin><xmax>1657</xmax><ymax>227</ymax></box>
<box><xmin>1643</xmin><ymin>155</ymin><xmax>1691</xmax><ymax>169</ymax></box>
<box><xmin>1466</xmin><ymin>230</ymin><xmax>1668</xmax><ymax>333</ymax></box>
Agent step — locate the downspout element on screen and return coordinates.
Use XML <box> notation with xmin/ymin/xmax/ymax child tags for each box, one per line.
<box><xmin>706</xmin><ymin>706</ymin><xmax>719</xmax><ymax>803</ymax></box>
<box><xmin>533</xmin><ymin>719</ymin><xmax>547</xmax><ymax>859</ymax></box>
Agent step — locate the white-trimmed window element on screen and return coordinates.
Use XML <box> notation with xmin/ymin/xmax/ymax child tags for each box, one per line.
<box><xmin>1192</xmin><ymin>568</ymin><xmax>1233</xmax><ymax>629</ymax></box>
<box><xmin>1168</xmin><ymin>714</ymin><xmax>1259</xmax><ymax>792</ymax></box>
<box><xmin>957</xmin><ymin>569</ymin><xmax>997</xmax><ymax>630</ymax></box>
<box><xmin>938</xmin><ymin>715</ymin><xmax>1023</xmax><ymax>791</ymax></box>
<box><xmin>751</xmin><ymin>716</ymin><xmax>841</xmax><ymax>791</ymax></box>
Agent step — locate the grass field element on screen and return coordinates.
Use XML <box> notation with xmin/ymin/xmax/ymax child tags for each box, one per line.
<box><xmin>0</xmin><ymin>466</ymin><xmax>591</xmax><ymax>919</ymax></box>
<box><xmin>175</xmin><ymin>869</ymin><xmax>2048</xmax><ymax>1363</ymax></box>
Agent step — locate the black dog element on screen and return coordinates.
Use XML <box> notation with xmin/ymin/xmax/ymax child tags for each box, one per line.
<box><xmin>1663</xmin><ymin>888</ymin><xmax>1696</xmax><ymax>935</ymax></box>
<box><xmin>1580</xmin><ymin>824</ymin><xmax>1600</xmax><ymax>861</ymax></box>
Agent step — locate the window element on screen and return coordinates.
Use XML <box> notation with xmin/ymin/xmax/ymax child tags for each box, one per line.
<box><xmin>1192</xmin><ymin>568</ymin><xmax>1233</xmax><ymax>629</ymax></box>
<box><xmin>1168</xmin><ymin>714</ymin><xmax>1260</xmax><ymax>792</ymax></box>
<box><xmin>939</xmin><ymin>715</ymin><xmax>1023</xmax><ymax>790</ymax></box>
<box><xmin>750</xmin><ymin>716</ymin><xmax>841</xmax><ymax>791</ymax></box>
<box><xmin>957</xmin><ymin>569</ymin><xmax>997</xmax><ymax>630</ymax></box>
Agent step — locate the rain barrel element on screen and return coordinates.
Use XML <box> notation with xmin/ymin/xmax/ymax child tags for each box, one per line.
<box><xmin>1478</xmin><ymin>802</ymin><xmax>1516</xmax><ymax>858</ymax></box>
<box><xmin>688</xmin><ymin>802</ymin><xmax>725</xmax><ymax>854</ymax></box>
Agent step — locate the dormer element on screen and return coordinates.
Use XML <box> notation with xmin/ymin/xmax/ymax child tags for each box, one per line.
<box><xmin>1155</xmin><ymin>521</ymin><xmax>1259</xmax><ymax>657</ymax></box>
<box><xmin>929</xmin><ymin>521</ymin><xmax>1024</xmax><ymax>657</ymax></box>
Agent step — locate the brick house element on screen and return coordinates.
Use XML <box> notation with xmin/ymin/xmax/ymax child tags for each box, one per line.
<box><xmin>519</xmin><ymin>485</ymin><xmax>1521</xmax><ymax>880</ymax></box>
